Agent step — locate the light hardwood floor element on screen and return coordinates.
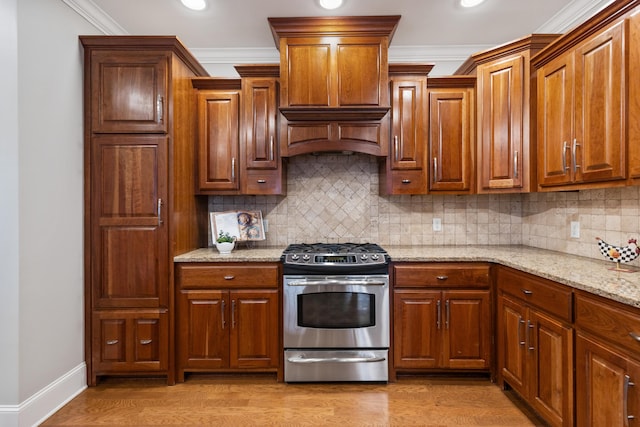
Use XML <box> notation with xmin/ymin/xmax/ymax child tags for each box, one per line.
<box><xmin>41</xmin><ymin>375</ymin><xmax>546</xmax><ymax>426</ymax></box>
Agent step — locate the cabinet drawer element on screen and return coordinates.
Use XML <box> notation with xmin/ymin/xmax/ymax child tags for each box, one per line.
<box><xmin>394</xmin><ymin>263</ymin><xmax>490</xmax><ymax>288</ymax></box>
<box><xmin>177</xmin><ymin>263</ymin><xmax>279</xmax><ymax>288</ymax></box>
<box><xmin>497</xmin><ymin>267</ymin><xmax>572</xmax><ymax>322</ymax></box>
<box><xmin>575</xmin><ymin>291</ymin><xmax>640</xmax><ymax>356</ymax></box>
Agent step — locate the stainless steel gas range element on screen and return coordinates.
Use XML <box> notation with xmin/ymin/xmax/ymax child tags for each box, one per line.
<box><xmin>281</xmin><ymin>243</ymin><xmax>390</xmax><ymax>382</ymax></box>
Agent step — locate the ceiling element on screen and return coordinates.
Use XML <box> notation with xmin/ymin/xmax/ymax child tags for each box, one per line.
<box><xmin>67</xmin><ymin>0</ymin><xmax>614</xmax><ymax>76</ymax></box>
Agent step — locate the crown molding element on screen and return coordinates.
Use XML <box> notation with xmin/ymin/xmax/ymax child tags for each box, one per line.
<box><xmin>535</xmin><ymin>0</ymin><xmax>614</xmax><ymax>33</ymax></box>
<box><xmin>61</xmin><ymin>0</ymin><xmax>128</xmax><ymax>35</ymax></box>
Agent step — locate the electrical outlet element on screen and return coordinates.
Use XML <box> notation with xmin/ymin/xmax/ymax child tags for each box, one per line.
<box><xmin>263</xmin><ymin>219</ymin><xmax>268</xmax><ymax>233</ymax></box>
<box><xmin>570</xmin><ymin>221</ymin><xmax>580</xmax><ymax>238</ymax></box>
<box><xmin>433</xmin><ymin>218</ymin><xmax>442</xmax><ymax>232</ymax></box>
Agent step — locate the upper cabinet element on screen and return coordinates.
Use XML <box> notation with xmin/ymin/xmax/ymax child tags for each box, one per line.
<box><xmin>457</xmin><ymin>34</ymin><xmax>559</xmax><ymax>194</ymax></box>
<box><xmin>427</xmin><ymin>76</ymin><xmax>476</xmax><ymax>194</ymax></box>
<box><xmin>379</xmin><ymin>64</ymin><xmax>431</xmax><ymax>195</ymax></box>
<box><xmin>269</xmin><ymin>16</ymin><xmax>400</xmax><ymax>156</ymax></box>
<box><xmin>533</xmin><ymin>0</ymin><xmax>639</xmax><ymax>191</ymax></box>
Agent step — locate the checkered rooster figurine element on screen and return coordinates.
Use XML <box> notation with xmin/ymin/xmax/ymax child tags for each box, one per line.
<box><xmin>596</xmin><ymin>237</ymin><xmax>640</xmax><ymax>271</ymax></box>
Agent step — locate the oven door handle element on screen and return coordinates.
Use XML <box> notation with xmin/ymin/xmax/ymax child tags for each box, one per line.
<box><xmin>287</xmin><ymin>355</ymin><xmax>386</xmax><ymax>364</ymax></box>
<box><xmin>287</xmin><ymin>280</ymin><xmax>387</xmax><ymax>286</ymax></box>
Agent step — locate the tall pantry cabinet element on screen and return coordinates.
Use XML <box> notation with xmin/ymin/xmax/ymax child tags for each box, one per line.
<box><xmin>81</xmin><ymin>36</ymin><xmax>209</xmax><ymax>385</ymax></box>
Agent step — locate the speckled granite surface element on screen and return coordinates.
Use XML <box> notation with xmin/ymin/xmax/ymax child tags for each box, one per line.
<box><xmin>175</xmin><ymin>245</ymin><xmax>640</xmax><ymax>308</ymax></box>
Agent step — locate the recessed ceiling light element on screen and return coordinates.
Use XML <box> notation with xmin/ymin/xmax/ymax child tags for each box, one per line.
<box><xmin>319</xmin><ymin>0</ymin><xmax>344</xmax><ymax>10</ymax></box>
<box><xmin>181</xmin><ymin>0</ymin><xmax>207</xmax><ymax>11</ymax></box>
<box><xmin>460</xmin><ymin>0</ymin><xmax>485</xmax><ymax>7</ymax></box>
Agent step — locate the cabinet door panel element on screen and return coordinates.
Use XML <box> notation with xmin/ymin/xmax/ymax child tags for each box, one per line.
<box><xmin>198</xmin><ymin>91</ymin><xmax>240</xmax><ymax>192</ymax></box>
<box><xmin>393</xmin><ymin>291</ymin><xmax>440</xmax><ymax>368</ymax></box>
<box><xmin>337</xmin><ymin>41</ymin><xmax>383</xmax><ymax>106</ymax></box>
<box><xmin>478</xmin><ymin>56</ymin><xmax>523</xmax><ymax>190</ymax></box>
<box><xmin>286</xmin><ymin>42</ymin><xmax>331</xmax><ymax>107</ymax></box>
<box><xmin>429</xmin><ymin>89</ymin><xmax>472</xmax><ymax>192</ymax></box>
<box><xmin>443</xmin><ymin>290</ymin><xmax>490</xmax><ymax>369</ymax></box>
<box><xmin>537</xmin><ymin>54</ymin><xmax>574</xmax><ymax>187</ymax></box>
<box><xmin>90</xmin><ymin>51</ymin><xmax>168</xmax><ymax>133</ymax></box>
<box><xmin>91</xmin><ymin>136</ymin><xmax>168</xmax><ymax>308</ymax></box>
<box><xmin>230</xmin><ymin>290</ymin><xmax>279</xmax><ymax>368</ymax></box>
<box><xmin>498</xmin><ymin>295</ymin><xmax>527</xmax><ymax>395</ymax></box>
<box><xmin>574</xmin><ymin>21</ymin><xmax>625</xmax><ymax>183</ymax></box>
<box><xmin>530</xmin><ymin>309</ymin><xmax>573</xmax><ymax>427</ymax></box>
<box><xmin>244</xmin><ymin>79</ymin><xmax>278</xmax><ymax>169</ymax></box>
<box><xmin>178</xmin><ymin>290</ymin><xmax>229</xmax><ymax>370</ymax></box>
<box><xmin>390</xmin><ymin>80</ymin><xmax>425</xmax><ymax>170</ymax></box>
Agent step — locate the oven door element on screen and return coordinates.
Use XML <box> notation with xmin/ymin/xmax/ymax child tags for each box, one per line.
<box><xmin>283</xmin><ymin>275</ymin><xmax>389</xmax><ymax>349</ymax></box>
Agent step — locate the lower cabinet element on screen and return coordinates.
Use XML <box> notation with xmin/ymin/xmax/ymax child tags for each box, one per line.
<box><xmin>91</xmin><ymin>309</ymin><xmax>168</xmax><ymax>375</ymax></box>
<box><xmin>496</xmin><ymin>266</ymin><xmax>573</xmax><ymax>427</ymax></box>
<box><xmin>575</xmin><ymin>290</ymin><xmax>640</xmax><ymax>426</ymax></box>
<box><xmin>392</xmin><ymin>263</ymin><xmax>491</xmax><ymax>374</ymax></box>
<box><xmin>175</xmin><ymin>263</ymin><xmax>280</xmax><ymax>381</ymax></box>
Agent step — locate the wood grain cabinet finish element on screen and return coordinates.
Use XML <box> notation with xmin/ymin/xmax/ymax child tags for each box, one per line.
<box><xmin>236</xmin><ymin>65</ymin><xmax>286</xmax><ymax>195</ymax></box>
<box><xmin>574</xmin><ymin>290</ymin><xmax>640</xmax><ymax>426</ymax></box>
<box><xmin>535</xmin><ymin>16</ymin><xmax>628</xmax><ymax>190</ymax></box>
<box><xmin>427</xmin><ymin>77</ymin><xmax>475</xmax><ymax>194</ymax></box>
<box><xmin>82</xmin><ymin>36</ymin><xmax>208</xmax><ymax>386</ymax></box>
<box><xmin>379</xmin><ymin>64</ymin><xmax>431</xmax><ymax>195</ymax></box>
<box><xmin>175</xmin><ymin>263</ymin><xmax>280</xmax><ymax>382</ymax></box>
<box><xmin>392</xmin><ymin>263</ymin><xmax>491</xmax><ymax>375</ymax></box>
<box><xmin>496</xmin><ymin>266</ymin><xmax>574</xmax><ymax>427</ymax></box>
<box><xmin>457</xmin><ymin>34</ymin><xmax>559</xmax><ymax>194</ymax></box>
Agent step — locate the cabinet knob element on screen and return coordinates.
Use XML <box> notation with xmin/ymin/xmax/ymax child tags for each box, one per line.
<box><xmin>629</xmin><ymin>332</ymin><xmax>640</xmax><ymax>343</ymax></box>
<box><xmin>521</xmin><ymin>289</ymin><xmax>533</xmax><ymax>295</ymax></box>
<box><xmin>139</xmin><ymin>339</ymin><xmax>152</xmax><ymax>345</ymax></box>
<box><xmin>106</xmin><ymin>340</ymin><xmax>119</xmax><ymax>345</ymax></box>
<box><xmin>224</xmin><ymin>275</ymin><xmax>235</xmax><ymax>280</ymax></box>
<box><xmin>257</xmin><ymin>179</ymin><xmax>267</xmax><ymax>184</ymax></box>
<box><xmin>401</xmin><ymin>179</ymin><xmax>411</xmax><ymax>184</ymax></box>
<box><xmin>436</xmin><ymin>275</ymin><xmax>448</xmax><ymax>280</ymax></box>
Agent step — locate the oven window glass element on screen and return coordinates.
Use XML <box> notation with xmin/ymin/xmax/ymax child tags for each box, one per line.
<box><xmin>297</xmin><ymin>292</ymin><xmax>375</xmax><ymax>328</ymax></box>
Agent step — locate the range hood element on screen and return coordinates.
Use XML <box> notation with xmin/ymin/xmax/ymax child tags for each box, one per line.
<box><xmin>268</xmin><ymin>15</ymin><xmax>401</xmax><ymax>157</ymax></box>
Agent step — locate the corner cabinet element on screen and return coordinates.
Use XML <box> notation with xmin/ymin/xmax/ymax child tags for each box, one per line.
<box><xmin>427</xmin><ymin>76</ymin><xmax>475</xmax><ymax>194</ymax></box>
<box><xmin>496</xmin><ymin>266</ymin><xmax>574</xmax><ymax>427</ymax></box>
<box><xmin>392</xmin><ymin>263</ymin><xmax>491</xmax><ymax>378</ymax></box>
<box><xmin>379</xmin><ymin>64</ymin><xmax>431</xmax><ymax>195</ymax></box>
<box><xmin>175</xmin><ymin>263</ymin><xmax>281</xmax><ymax>381</ymax></box>
<box><xmin>533</xmin><ymin>2</ymin><xmax>640</xmax><ymax>191</ymax></box>
<box><xmin>81</xmin><ymin>36</ymin><xmax>209</xmax><ymax>386</ymax></box>
<box><xmin>456</xmin><ymin>34</ymin><xmax>559</xmax><ymax>194</ymax></box>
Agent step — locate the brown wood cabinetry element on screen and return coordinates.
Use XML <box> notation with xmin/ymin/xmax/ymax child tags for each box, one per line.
<box><xmin>630</xmin><ymin>9</ymin><xmax>640</xmax><ymax>182</ymax></box>
<box><xmin>496</xmin><ymin>266</ymin><xmax>573</xmax><ymax>427</ymax></box>
<box><xmin>427</xmin><ymin>76</ymin><xmax>475</xmax><ymax>194</ymax></box>
<box><xmin>392</xmin><ymin>263</ymin><xmax>491</xmax><ymax>376</ymax></box>
<box><xmin>534</xmin><ymin>8</ymin><xmax>632</xmax><ymax>190</ymax></box>
<box><xmin>175</xmin><ymin>263</ymin><xmax>280</xmax><ymax>381</ymax></box>
<box><xmin>380</xmin><ymin>65</ymin><xmax>430</xmax><ymax>195</ymax></box>
<box><xmin>575</xmin><ymin>291</ymin><xmax>640</xmax><ymax>426</ymax></box>
<box><xmin>457</xmin><ymin>34</ymin><xmax>559</xmax><ymax>194</ymax></box>
<box><xmin>81</xmin><ymin>36</ymin><xmax>208</xmax><ymax>385</ymax></box>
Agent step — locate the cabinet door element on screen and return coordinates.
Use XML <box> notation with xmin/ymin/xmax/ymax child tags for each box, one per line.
<box><xmin>177</xmin><ymin>290</ymin><xmax>229</xmax><ymax>373</ymax></box>
<box><xmin>390</xmin><ymin>79</ymin><xmax>426</xmax><ymax>171</ymax></box>
<box><xmin>442</xmin><ymin>290</ymin><xmax>490</xmax><ymax>369</ymax></box>
<box><xmin>529</xmin><ymin>309</ymin><xmax>574</xmax><ymax>427</ymax></box>
<box><xmin>498</xmin><ymin>295</ymin><xmax>528</xmax><ymax>396</ymax></box>
<box><xmin>537</xmin><ymin>53</ymin><xmax>574</xmax><ymax>187</ymax></box>
<box><xmin>629</xmin><ymin>10</ymin><xmax>640</xmax><ymax>180</ymax></box>
<box><xmin>90</xmin><ymin>50</ymin><xmax>168</xmax><ymax>133</ymax></box>
<box><xmin>393</xmin><ymin>290</ymin><xmax>440</xmax><ymax>368</ymax></box>
<box><xmin>576</xmin><ymin>333</ymin><xmax>640</xmax><ymax>427</ymax></box>
<box><xmin>477</xmin><ymin>56</ymin><xmax>524</xmax><ymax>191</ymax></box>
<box><xmin>229</xmin><ymin>290</ymin><xmax>279</xmax><ymax>369</ymax></box>
<box><xmin>92</xmin><ymin>310</ymin><xmax>168</xmax><ymax>375</ymax></box>
<box><xmin>91</xmin><ymin>135</ymin><xmax>168</xmax><ymax>308</ymax></box>
<box><xmin>197</xmin><ymin>90</ymin><xmax>240</xmax><ymax>192</ymax></box>
<box><xmin>573</xmin><ymin>20</ymin><xmax>626</xmax><ymax>183</ymax></box>
<box><xmin>428</xmin><ymin>88</ymin><xmax>472</xmax><ymax>193</ymax></box>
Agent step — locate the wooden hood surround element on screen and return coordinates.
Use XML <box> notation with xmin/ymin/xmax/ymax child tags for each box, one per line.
<box><xmin>268</xmin><ymin>15</ymin><xmax>401</xmax><ymax>156</ymax></box>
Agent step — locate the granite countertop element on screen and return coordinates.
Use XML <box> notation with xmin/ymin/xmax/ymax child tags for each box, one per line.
<box><xmin>174</xmin><ymin>245</ymin><xmax>640</xmax><ymax>308</ymax></box>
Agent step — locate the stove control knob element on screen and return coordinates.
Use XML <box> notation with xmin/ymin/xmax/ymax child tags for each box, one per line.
<box><xmin>360</xmin><ymin>254</ymin><xmax>368</xmax><ymax>261</ymax></box>
<box><xmin>291</xmin><ymin>254</ymin><xmax>299</xmax><ymax>261</ymax></box>
<box><xmin>371</xmin><ymin>254</ymin><xmax>379</xmax><ymax>261</ymax></box>
<box><xmin>302</xmin><ymin>254</ymin><xmax>311</xmax><ymax>261</ymax></box>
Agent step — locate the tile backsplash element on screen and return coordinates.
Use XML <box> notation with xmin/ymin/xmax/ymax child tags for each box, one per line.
<box><xmin>209</xmin><ymin>153</ymin><xmax>640</xmax><ymax>266</ymax></box>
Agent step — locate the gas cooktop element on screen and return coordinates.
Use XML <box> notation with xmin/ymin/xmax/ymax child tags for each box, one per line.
<box><xmin>281</xmin><ymin>243</ymin><xmax>390</xmax><ymax>275</ymax></box>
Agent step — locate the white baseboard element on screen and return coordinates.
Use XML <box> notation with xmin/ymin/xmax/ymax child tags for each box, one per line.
<box><xmin>0</xmin><ymin>362</ymin><xmax>87</xmax><ymax>427</ymax></box>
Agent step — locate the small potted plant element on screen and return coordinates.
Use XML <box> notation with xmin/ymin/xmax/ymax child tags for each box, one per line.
<box><xmin>215</xmin><ymin>231</ymin><xmax>235</xmax><ymax>254</ymax></box>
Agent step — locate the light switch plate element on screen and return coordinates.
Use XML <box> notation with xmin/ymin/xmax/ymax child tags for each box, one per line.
<box><xmin>433</xmin><ymin>218</ymin><xmax>442</xmax><ymax>232</ymax></box>
<box><xmin>570</xmin><ymin>221</ymin><xmax>580</xmax><ymax>238</ymax></box>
